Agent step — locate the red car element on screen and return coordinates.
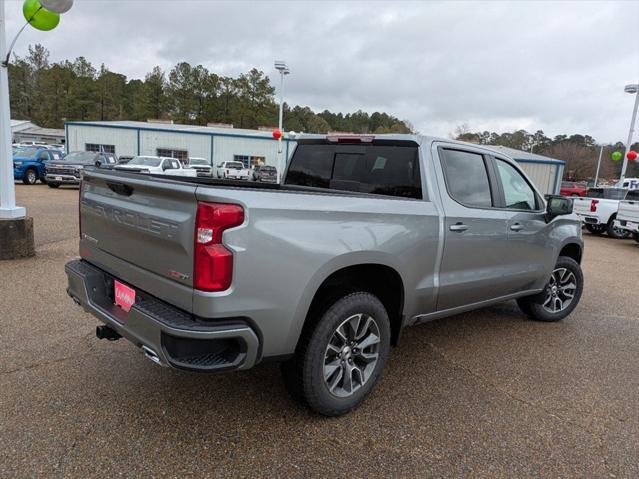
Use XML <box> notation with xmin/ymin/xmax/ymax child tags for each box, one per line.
<box><xmin>560</xmin><ymin>181</ymin><xmax>588</xmax><ymax>197</ymax></box>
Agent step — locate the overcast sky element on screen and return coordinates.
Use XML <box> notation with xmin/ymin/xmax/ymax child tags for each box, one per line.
<box><xmin>5</xmin><ymin>0</ymin><xmax>639</xmax><ymax>142</ymax></box>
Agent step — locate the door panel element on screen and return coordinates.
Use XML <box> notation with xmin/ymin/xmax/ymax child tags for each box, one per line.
<box><xmin>434</xmin><ymin>146</ymin><xmax>512</xmax><ymax>311</ymax></box>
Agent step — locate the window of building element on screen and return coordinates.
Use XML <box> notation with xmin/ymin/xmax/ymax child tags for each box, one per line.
<box><xmin>495</xmin><ymin>159</ymin><xmax>538</xmax><ymax>210</ymax></box>
<box><xmin>440</xmin><ymin>149</ymin><xmax>493</xmax><ymax>208</ymax></box>
<box><xmin>86</xmin><ymin>143</ymin><xmax>115</xmax><ymax>154</ymax></box>
<box><xmin>157</xmin><ymin>148</ymin><xmax>188</xmax><ymax>162</ymax></box>
<box><xmin>285</xmin><ymin>143</ymin><xmax>422</xmax><ymax>199</ymax></box>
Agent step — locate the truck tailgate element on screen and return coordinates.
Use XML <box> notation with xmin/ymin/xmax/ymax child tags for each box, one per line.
<box><xmin>618</xmin><ymin>199</ymin><xmax>639</xmax><ymax>223</ymax></box>
<box><xmin>80</xmin><ymin>171</ymin><xmax>197</xmax><ymax>309</ymax></box>
<box><xmin>572</xmin><ymin>197</ymin><xmax>593</xmax><ymax>217</ymax></box>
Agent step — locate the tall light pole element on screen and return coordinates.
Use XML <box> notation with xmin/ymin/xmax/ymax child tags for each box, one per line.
<box><xmin>620</xmin><ymin>83</ymin><xmax>639</xmax><ymax>182</ymax></box>
<box><xmin>0</xmin><ymin>0</ymin><xmax>26</xmax><ymax>220</ymax></box>
<box><xmin>274</xmin><ymin>60</ymin><xmax>289</xmax><ymax>183</ymax></box>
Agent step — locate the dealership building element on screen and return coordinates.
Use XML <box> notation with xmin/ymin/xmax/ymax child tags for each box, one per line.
<box><xmin>65</xmin><ymin>121</ymin><xmax>293</xmax><ymax>170</ymax></box>
<box><xmin>64</xmin><ymin>121</ymin><xmax>564</xmax><ymax>195</ymax></box>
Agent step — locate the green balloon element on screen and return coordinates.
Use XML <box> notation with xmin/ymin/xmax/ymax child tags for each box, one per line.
<box><xmin>23</xmin><ymin>0</ymin><xmax>60</xmax><ymax>31</ymax></box>
<box><xmin>611</xmin><ymin>151</ymin><xmax>622</xmax><ymax>161</ymax></box>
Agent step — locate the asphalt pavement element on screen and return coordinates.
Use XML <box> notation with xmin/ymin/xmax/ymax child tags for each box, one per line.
<box><xmin>1</xmin><ymin>183</ymin><xmax>638</xmax><ymax>478</ymax></box>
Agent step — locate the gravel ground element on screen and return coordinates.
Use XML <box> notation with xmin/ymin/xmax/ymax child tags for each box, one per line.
<box><xmin>1</xmin><ymin>183</ymin><xmax>638</xmax><ymax>478</ymax></box>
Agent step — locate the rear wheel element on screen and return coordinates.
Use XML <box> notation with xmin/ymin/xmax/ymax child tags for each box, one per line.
<box><xmin>517</xmin><ymin>256</ymin><xmax>583</xmax><ymax>322</ymax></box>
<box><xmin>47</xmin><ymin>183</ymin><xmax>60</xmax><ymax>188</ymax></box>
<box><xmin>633</xmin><ymin>233</ymin><xmax>639</xmax><ymax>244</ymax></box>
<box><xmin>22</xmin><ymin>168</ymin><xmax>38</xmax><ymax>185</ymax></box>
<box><xmin>571</xmin><ymin>193</ymin><xmax>579</xmax><ymax>197</ymax></box>
<box><xmin>585</xmin><ymin>224</ymin><xmax>605</xmax><ymax>235</ymax></box>
<box><xmin>607</xmin><ymin>216</ymin><xmax>631</xmax><ymax>239</ymax></box>
<box><xmin>281</xmin><ymin>292</ymin><xmax>391</xmax><ymax>416</ymax></box>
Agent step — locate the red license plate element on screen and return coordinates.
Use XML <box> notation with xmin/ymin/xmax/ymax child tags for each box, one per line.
<box><xmin>114</xmin><ymin>280</ymin><xmax>136</xmax><ymax>312</ymax></box>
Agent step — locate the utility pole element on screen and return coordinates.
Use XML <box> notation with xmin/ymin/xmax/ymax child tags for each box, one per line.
<box><xmin>594</xmin><ymin>145</ymin><xmax>603</xmax><ymax>187</ymax></box>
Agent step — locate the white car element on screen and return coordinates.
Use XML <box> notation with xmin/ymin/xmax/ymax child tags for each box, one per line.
<box><xmin>573</xmin><ymin>187</ymin><xmax>631</xmax><ymax>239</ymax></box>
<box><xmin>614</xmin><ymin>189</ymin><xmax>639</xmax><ymax>242</ymax></box>
<box><xmin>114</xmin><ymin>156</ymin><xmax>197</xmax><ymax>177</ymax></box>
<box><xmin>216</xmin><ymin>161</ymin><xmax>251</xmax><ymax>180</ymax></box>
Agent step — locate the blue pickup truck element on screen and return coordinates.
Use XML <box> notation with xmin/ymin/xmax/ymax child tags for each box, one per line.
<box><xmin>13</xmin><ymin>146</ymin><xmax>64</xmax><ymax>185</ymax></box>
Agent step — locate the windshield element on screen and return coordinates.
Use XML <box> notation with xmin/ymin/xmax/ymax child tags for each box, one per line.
<box><xmin>63</xmin><ymin>151</ymin><xmax>96</xmax><ymax>163</ymax></box>
<box><xmin>587</xmin><ymin>188</ymin><xmax>627</xmax><ymax>200</ymax></box>
<box><xmin>128</xmin><ymin>157</ymin><xmax>162</xmax><ymax>167</ymax></box>
<box><xmin>189</xmin><ymin>158</ymin><xmax>208</xmax><ymax>166</ymax></box>
<box><xmin>226</xmin><ymin>162</ymin><xmax>243</xmax><ymax>169</ymax></box>
<box><xmin>14</xmin><ymin>147</ymin><xmax>39</xmax><ymax>158</ymax></box>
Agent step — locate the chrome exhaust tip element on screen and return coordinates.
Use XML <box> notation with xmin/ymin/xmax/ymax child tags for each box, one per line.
<box><xmin>141</xmin><ymin>345</ymin><xmax>162</xmax><ymax>366</ymax></box>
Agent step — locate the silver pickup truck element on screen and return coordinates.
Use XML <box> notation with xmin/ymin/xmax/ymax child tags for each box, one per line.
<box><xmin>65</xmin><ymin>134</ymin><xmax>584</xmax><ymax>416</ymax></box>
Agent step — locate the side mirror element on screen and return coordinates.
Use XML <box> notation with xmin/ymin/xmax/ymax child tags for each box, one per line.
<box><xmin>94</xmin><ymin>159</ymin><xmax>103</xmax><ymax>168</ymax></box>
<box><xmin>162</xmin><ymin>163</ymin><xmax>170</xmax><ymax>171</ymax></box>
<box><xmin>545</xmin><ymin>195</ymin><xmax>573</xmax><ymax>222</ymax></box>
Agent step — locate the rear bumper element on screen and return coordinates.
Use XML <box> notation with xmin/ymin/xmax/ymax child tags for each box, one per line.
<box><xmin>614</xmin><ymin>219</ymin><xmax>639</xmax><ymax>233</ymax></box>
<box><xmin>575</xmin><ymin>214</ymin><xmax>603</xmax><ymax>225</ymax></box>
<box><xmin>65</xmin><ymin>259</ymin><xmax>260</xmax><ymax>372</ymax></box>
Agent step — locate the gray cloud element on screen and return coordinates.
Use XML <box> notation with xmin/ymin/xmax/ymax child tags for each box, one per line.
<box><xmin>5</xmin><ymin>0</ymin><xmax>639</xmax><ymax>142</ymax></box>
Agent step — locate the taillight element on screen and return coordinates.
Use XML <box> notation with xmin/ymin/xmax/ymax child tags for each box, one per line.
<box><xmin>194</xmin><ymin>202</ymin><xmax>244</xmax><ymax>292</ymax></box>
<box><xmin>590</xmin><ymin>200</ymin><xmax>599</xmax><ymax>212</ymax></box>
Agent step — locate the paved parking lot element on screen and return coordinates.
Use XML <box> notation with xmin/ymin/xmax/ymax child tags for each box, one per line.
<box><xmin>1</xmin><ymin>184</ymin><xmax>638</xmax><ymax>478</ymax></box>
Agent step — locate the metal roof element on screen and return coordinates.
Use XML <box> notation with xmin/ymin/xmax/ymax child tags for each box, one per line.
<box><xmin>18</xmin><ymin>126</ymin><xmax>65</xmax><ymax>137</ymax></box>
<box><xmin>67</xmin><ymin>120</ymin><xmax>278</xmax><ymax>139</ymax></box>
<box><xmin>481</xmin><ymin>145</ymin><xmax>565</xmax><ymax>165</ymax></box>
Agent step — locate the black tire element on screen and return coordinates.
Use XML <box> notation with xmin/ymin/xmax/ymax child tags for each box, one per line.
<box><xmin>571</xmin><ymin>193</ymin><xmax>579</xmax><ymax>197</ymax></box>
<box><xmin>606</xmin><ymin>216</ymin><xmax>631</xmax><ymax>239</ymax></box>
<box><xmin>633</xmin><ymin>233</ymin><xmax>639</xmax><ymax>244</ymax></box>
<box><xmin>517</xmin><ymin>256</ymin><xmax>583</xmax><ymax>322</ymax></box>
<box><xmin>22</xmin><ymin>168</ymin><xmax>38</xmax><ymax>185</ymax></box>
<box><xmin>585</xmin><ymin>224</ymin><xmax>605</xmax><ymax>235</ymax></box>
<box><xmin>281</xmin><ymin>292</ymin><xmax>391</xmax><ymax>416</ymax></box>
<box><xmin>47</xmin><ymin>183</ymin><xmax>60</xmax><ymax>188</ymax></box>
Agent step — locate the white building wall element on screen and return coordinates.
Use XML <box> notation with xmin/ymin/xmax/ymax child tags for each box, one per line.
<box><xmin>139</xmin><ymin>130</ymin><xmax>211</xmax><ymax>161</ymax></box>
<box><xmin>67</xmin><ymin>125</ymin><xmax>137</xmax><ymax>155</ymax></box>
<box><xmin>213</xmin><ymin>136</ymin><xmax>282</xmax><ymax>167</ymax></box>
<box><xmin>517</xmin><ymin>161</ymin><xmax>560</xmax><ymax>195</ymax></box>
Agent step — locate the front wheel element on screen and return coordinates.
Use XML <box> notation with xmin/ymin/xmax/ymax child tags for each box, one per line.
<box><xmin>22</xmin><ymin>168</ymin><xmax>38</xmax><ymax>185</ymax></box>
<box><xmin>517</xmin><ymin>256</ymin><xmax>583</xmax><ymax>322</ymax></box>
<box><xmin>633</xmin><ymin>233</ymin><xmax>639</xmax><ymax>244</ymax></box>
<box><xmin>282</xmin><ymin>292</ymin><xmax>391</xmax><ymax>416</ymax></box>
<box><xmin>47</xmin><ymin>183</ymin><xmax>60</xmax><ymax>188</ymax></box>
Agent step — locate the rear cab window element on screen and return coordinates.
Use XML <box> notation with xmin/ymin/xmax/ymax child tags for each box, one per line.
<box><xmin>587</xmin><ymin>188</ymin><xmax>627</xmax><ymax>200</ymax></box>
<box><xmin>285</xmin><ymin>141</ymin><xmax>422</xmax><ymax>199</ymax></box>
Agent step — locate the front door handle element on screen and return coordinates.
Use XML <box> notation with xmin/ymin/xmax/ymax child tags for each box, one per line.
<box><xmin>510</xmin><ymin>223</ymin><xmax>524</xmax><ymax>232</ymax></box>
<box><xmin>449</xmin><ymin>223</ymin><xmax>468</xmax><ymax>232</ymax></box>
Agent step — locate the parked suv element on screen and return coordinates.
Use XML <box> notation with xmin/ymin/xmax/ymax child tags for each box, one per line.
<box><xmin>13</xmin><ymin>146</ymin><xmax>64</xmax><ymax>185</ymax></box>
<box><xmin>251</xmin><ymin>165</ymin><xmax>277</xmax><ymax>182</ymax></box>
<box><xmin>66</xmin><ymin>134</ymin><xmax>583</xmax><ymax>416</ymax></box>
<box><xmin>560</xmin><ymin>181</ymin><xmax>587</xmax><ymax>197</ymax></box>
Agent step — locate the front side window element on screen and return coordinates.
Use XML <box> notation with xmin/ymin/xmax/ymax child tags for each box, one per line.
<box><xmin>495</xmin><ymin>159</ymin><xmax>537</xmax><ymax>210</ymax></box>
<box><xmin>440</xmin><ymin>149</ymin><xmax>492</xmax><ymax>207</ymax></box>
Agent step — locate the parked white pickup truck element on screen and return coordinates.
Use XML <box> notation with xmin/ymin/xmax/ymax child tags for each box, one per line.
<box><xmin>115</xmin><ymin>156</ymin><xmax>197</xmax><ymax>177</ymax></box>
<box><xmin>216</xmin><ymin>161</ymin><xmax>251</xmax><ymax>180</ymax></box>
<box><xmin>614</xmin><ymin>189</ymin><xmax>639</xmax><ymax>242</ymax></box>
<box><xmin>573</xmin><ymin>187</ymin><xmax>631</xmax><ymax>239</ymax></box>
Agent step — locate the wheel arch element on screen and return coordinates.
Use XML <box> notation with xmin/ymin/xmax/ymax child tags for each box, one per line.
<box><xmin>290</xmin><ymin>256</ymin><xmax>406</xmax><ymax>351</ymax></box>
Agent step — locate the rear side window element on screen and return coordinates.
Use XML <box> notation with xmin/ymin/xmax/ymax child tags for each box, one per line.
<box><xmin>285</xmin><ymin>144</ymin><xmax>422</xmax><ymax>199</ymax></box>
<box><xmin>440</xmin><ymin>149</ymin><xmax>492</xmax><ymax>208</ymax></box>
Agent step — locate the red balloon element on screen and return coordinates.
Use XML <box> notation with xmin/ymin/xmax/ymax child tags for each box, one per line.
<box><xmin>272</xmin><ymin>129</ymin><xmax>282</xmax><ymax>140</ymax></box>
<box><xmin>627</xmin><ymin>150</ymin><xmax>638</xmax><ymax>161</ymax></box>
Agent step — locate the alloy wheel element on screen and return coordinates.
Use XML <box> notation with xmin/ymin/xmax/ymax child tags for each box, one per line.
<box><xmin>323</xmin><ymin>313</ymin><xmax>381</xmax><ymax>398</ymax></box>
<box><xmin>542</xmin><ymin>268</ymin><xmax>577</xmax><ymax>314</ymax></box>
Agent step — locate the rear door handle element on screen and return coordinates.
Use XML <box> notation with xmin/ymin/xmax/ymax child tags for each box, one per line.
<box><xmin>510</xmin><ymin>223</ymin><xmax>524</xmax><ymax>232</ymax></box>
<box><xmin>449</xmin><ymin>223</ymin><xmax>468</xmax><ymax>232</ymax></box>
